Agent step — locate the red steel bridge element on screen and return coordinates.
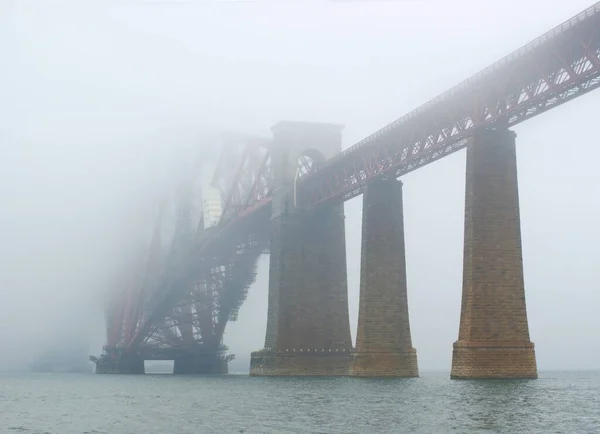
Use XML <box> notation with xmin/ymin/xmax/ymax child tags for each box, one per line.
<box><xmin>92</xmin><ymin>3</ymin><xmax>600</xmax><ymax>376</ymax></box>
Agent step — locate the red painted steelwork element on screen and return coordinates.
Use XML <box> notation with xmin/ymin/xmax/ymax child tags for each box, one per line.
<box><xmin>297</xmin><ymin>2</ymin><xmax>600</xmax><ymax>207</ymax></box>
<box><xmin>216</xmin><ymin>138</ymin><xmax>273</xmax><ymax>226</ymax></box>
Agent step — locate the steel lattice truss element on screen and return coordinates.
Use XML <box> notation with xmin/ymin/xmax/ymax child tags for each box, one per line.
<box><xmin>212</xmin><ymin>137</ymin><xmax>273</xmax><ymax>225</ymax></box>
<box><xmin>297</xmin><ymin>3</ymin><xmax>600</xmax><ymax>207</ymax></box>
<box><xmin>139</xmin><ymin>229</ymin><xmax>268</xmax><ymax>350</ymax></box>
<box><xmin>106</xmin><ymin>2</ymin><xmax>600</xmax><ymax>356</ymax></box>
<box><xmin>104</xmin><ymin>136</ymin><xmax>272</xmax><ymax>354</ymax></box>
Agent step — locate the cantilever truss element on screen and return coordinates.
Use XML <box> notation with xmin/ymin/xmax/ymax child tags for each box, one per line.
<box><xmin>117</xmin><ymin>135</ymin><xmax>273</xmax><ymax>354</ymax></box>
<box><xmin>297</xmin><ymin>3</ymin><xmax>600</xmax><ymax>207</ymax></box>
<box><xmin>140</xmin><ymin>229</ymin><xmax>268</xmax><ymax>351</ymax></box>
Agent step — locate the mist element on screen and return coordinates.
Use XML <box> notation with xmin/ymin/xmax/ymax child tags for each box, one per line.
<box><xmin>1</xmin><ymin>0</ymin><xmax>599</xmax><ymax>372</ymax></box>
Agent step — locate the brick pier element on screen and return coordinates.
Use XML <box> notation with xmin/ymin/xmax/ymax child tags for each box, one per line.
<box><xmin>451</xmin><ymin>128</ymin><xmax>537</xmax><ymax>379</ymax></box>
<box><xmin>173</xmin><ymin>353</ymin><xmax>228</xmax><ymax>375</ymax></box>
<box><xmin>250</xmin><ymin>205</ymin><xmax>353</xmax><ymax>375</ymax></box>
<box><xmin>350</xmin><ymin>177</ymin><xmax>418</xmax><ymax>377</ymax></box>
<box><xmin>250</xmin><ymin>122</ymin><xmax>353</xmax><ymax>376</ymax></box>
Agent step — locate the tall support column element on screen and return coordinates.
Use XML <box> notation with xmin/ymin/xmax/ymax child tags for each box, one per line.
<box><xmin>250</xmin><ymin>121</ymin><xmax>352</xmax><ymax>376</ymax></box>
<box><xmin>350</xmin><ymin>177</ymin><xmax>418</xmax><ymax>377</ymax></box>
<box><xmin>451</xmin><ymin>128</ymin><xmax>537</xmax><ymax>379</ymax></box>
<box><xmin>250</xmin><ymin>205</ymin><xmax>353</xmax><ymax>375</ymax></box>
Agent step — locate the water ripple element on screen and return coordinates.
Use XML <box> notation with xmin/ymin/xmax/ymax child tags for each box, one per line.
<box><xmin>0</xmin><ymin>371</ymin><xmax>599</xmax><ymax>433</ymax></box>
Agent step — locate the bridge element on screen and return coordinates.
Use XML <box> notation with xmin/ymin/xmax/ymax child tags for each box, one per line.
<box><xmin>92</xmin><ymin>2</ymin><xmax>600</xmax><ymax>378</ymax></box>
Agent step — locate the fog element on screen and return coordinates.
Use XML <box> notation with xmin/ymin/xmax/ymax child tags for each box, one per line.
<box><xmin>1</xmin><ymin>0</ymin><xmax>599</xmax><ymax>372</ymax></box>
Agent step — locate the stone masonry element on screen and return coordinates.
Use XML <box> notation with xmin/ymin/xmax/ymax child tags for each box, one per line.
<box><xmin>95</xmin><ymin>354</ymin><xmax>145</xmax><ymax>375</ymax></box>
<box><xmin>451</xmin><ymin>128</ymin><xmax>537</xmax><ymax>379</ymax></box>
<box><xmin>250</xmin><ymin>122</ymin><xmax>353</xmax><ymax>376</ymax></box>
<box><xmin>173</xmin><ymin>353</ymin><xmax>228</xmax><ymax>375</ymax></box>
<box><xmin>250</xmin><ymin>204</ymin><xmax>353</xmax><ymax>376</ymax></box>
<box><xmin>350</xmin><ymin>177</ymin><xmax>418</xmax><ymax>377</ymax></box>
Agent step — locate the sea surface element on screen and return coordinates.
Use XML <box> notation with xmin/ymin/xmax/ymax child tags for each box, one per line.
<box><xmin>1</xmin><ymin>370</ymin><xmax>599</xmax><ymax>433</ymax></box>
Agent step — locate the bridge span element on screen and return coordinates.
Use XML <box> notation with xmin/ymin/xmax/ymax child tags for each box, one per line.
<box><xmin>92</xmin><ymin>2</ymin><xmax>600</xmax><ymax>378</ymax></box>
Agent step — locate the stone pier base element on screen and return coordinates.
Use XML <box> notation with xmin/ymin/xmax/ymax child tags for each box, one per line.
<box><xmin>350</xmin><ymin>350</ymin><xmax>418</xmax><ymax>378</ymax></box>
<box><xmin>173</xmin><ymin>354</ymin><xmax>228</xmax><ymax>375</ymax></box>
<box><xmin>95</xmin><ymin>356</ymin><xmax>145</xmax><ymax>374</ymax></box>
<box><xmin>250</xmin><ymin>350</ymin><xmax>351</xmax><ymax>376</ymax></box>
<box><xmin>451</xmin><ymin>342</ymin><xmax>537</xmax><ymax>379</ymax></box>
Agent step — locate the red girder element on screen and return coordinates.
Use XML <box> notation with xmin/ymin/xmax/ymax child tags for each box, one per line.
<box><xmin>106</xmin><ymin>248</ymin><xmax>147</xmax><ymax>348</ymax></box>
<box><xmin>296</xmin><ymin>2</ymin><xmax>600</xmax><ymax>207</ymax></box>
<box><xmin>217</xmin><ymin>138</ymin><xmax>273</xmax><ymax>225</ymax></box>
<box><xmin>243</xmin><ymin>150</ymin><xmax>272</xmax><ymax>209</ymax></box>
<box><xmin>218</xmin><ymin>144</ymin><xmax>251</xmax><ymax>224</ymax></box>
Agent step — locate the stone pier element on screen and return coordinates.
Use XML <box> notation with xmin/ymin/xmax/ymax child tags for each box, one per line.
<box><xmin>451</xmin><ymin>128</ymin><xmax>537</xmax><ymax>379</ymax></box>
<box><xmin>173</xmin><ymin>353</ymin><xmax>228</xmax><ymax>375</ymax></box>
<box><xmin>350</xmin><ymin>177</ymin><xmax>418</xmax><ymax>377</ymax></box>
<box><xmin>95</xmin><ymin>353</ymin><xmax>145</xmax><ymax>375</ymax></box>
<box><xmin>250</xmin><ymin>121</ymin><xmax>353</xmax><ymax>376</ymax></box>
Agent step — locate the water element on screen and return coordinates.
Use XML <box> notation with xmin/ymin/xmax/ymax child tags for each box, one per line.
<box><xmin>1</xmin><ymin>371</ymin><xmax>599</xmax><ymax>433</ymax></box>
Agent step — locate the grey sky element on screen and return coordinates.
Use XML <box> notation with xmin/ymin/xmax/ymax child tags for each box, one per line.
<box><xmin>1</xmin><ymin>0</ymin><xmax>598</xmax><ymax>371</ymax></box>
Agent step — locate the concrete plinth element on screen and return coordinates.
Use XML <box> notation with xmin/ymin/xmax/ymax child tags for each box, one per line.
<box><xmin>95</xmin><ymin>355</ymin><xmax>145</xmax><ymax>375</ymax></box>
<box><xmin>451</xmin><ymin>129</ymin><xmax>537</xmax><ymax>380</ymax></box>
<box><xmin>250</xmin><ymin>350</ymin><xmax>351</xmax><ymax>376</ymax></box>
<box><xmin>349</xmin><ymin>178</ymin><xmax>418</xmax><ymax>378</ymax></box>
<box><xmin>173</xmin><ymin>354</ymin><xmax>228</xmax><ymax>375</ymax></box>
